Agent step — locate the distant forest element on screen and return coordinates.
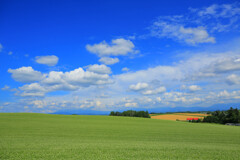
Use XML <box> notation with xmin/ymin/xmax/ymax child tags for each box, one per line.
<box><xmin>110</xmin><ymin>110</ymin><xmax>150</xmax><ymax>118</ymax></box>
<box><xmin>202</xmin><ymin>107</ymin><xmax>240</xmax><ymax>124</ymax></box>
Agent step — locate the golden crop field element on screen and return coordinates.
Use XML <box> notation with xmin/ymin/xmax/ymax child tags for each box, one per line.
<box><xmin>151</xmin><ymin>113</ymin><xmax>208</xmax><ymax>121</ymax></box>
<box><xmin>174</xmin><ymin>113</ymin><xmax>209</xmax><ymax>116</ymax></box>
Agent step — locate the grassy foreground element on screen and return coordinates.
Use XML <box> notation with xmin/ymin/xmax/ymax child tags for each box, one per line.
<box><xmin>1</xmin><ymin>113</ymin><xmax>240</xmax><ymax>159</ymax></box>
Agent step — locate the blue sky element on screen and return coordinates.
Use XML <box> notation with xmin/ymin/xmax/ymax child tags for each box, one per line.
<box><xmin>1</xmin><ymin>0</ymin><xmax>240</xmax><ymax>113</ymax></box>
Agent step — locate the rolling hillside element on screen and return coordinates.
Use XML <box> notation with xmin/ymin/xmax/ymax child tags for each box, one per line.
<box><xmin>1</xmin><ymin>113</ymin><xmax>240</xmax><ymax>159</ymax></box>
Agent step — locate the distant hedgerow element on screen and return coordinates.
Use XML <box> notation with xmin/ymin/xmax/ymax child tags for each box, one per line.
<box><xmin>109</xmin><ymin>110</ymin><xmax>150</xmax><ymax>118</ymax></box>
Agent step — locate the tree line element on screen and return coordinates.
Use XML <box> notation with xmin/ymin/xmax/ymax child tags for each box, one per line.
<box><xmin>190</xmin><ymin>107</ymin><xmax>240</xmax><ymax>124</ymax></box>
<box><xmin>110</xmin><ymin>110</ymin><xmax>150</xmax><ymax>118</ymax></box>
<box><xmin>202</xmin><ymin>107</ymin><xmax>240</xmax><ymax>124</ymax></box>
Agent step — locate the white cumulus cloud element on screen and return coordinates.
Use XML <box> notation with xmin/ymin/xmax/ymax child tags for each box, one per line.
<box><xmin>142</xmin><ymin>86</ymin><xmax>166</xmax><ymax>95</ymax></box>
<box><xmin>151</xmin><ymin>20</ymin><xmax>215</xmax><ymax>45</ymax></box>
<box><xmin>59</xmin><ymin>67</ymin><xmax>112</xmax><ymax>86</ymax></box>
<box><xmin>179</xmin><ymin>26</ymin><xmax>215</xmax><ymax>44</ymax></box>
<box><xmin>226</xmin><ymin>74</ymin><xmax>240</xmax><ymax>85</ymax></box>
<box><xmin>99</xmin><ymin>57</ymin><xmax>119</xmax><ymax>65</ymax></box>
<box><xmin>181</xmin><ymin>85</ymin><xmax>202</xmax><ymax>92</ymax></box>
<box><xmin>129</xmin><ymin>82</ymin><xmax>149</xmax><ymax>91</ymax></box>
<box><xmin>156</xmin><ymin>97</ymin><xmax>162</xmax><ymax>102</ymax></box>
<box><xmin>86</xmin><ymin>64</ymin><xmax>112</xmax><ymax>74</ymax></box>
<box><xmin>122</xmin><ymin>67</ymin><xmax>130</xmax><ymax>72</ymax></box>
<box><xmin>19</xmin><ymin>83</ymin><xmax>46</xmax><ymax>92</ymax></box>
<box><xmin>188</xmin><ymin>85</ymin><xmax>202</xmax><ymax>92</ymax></box>
<box><xmin>125</xmin><ymin>102</ymin><xmax>138</xmax><ymax>107</ymax></box>
<box><xmin>15</xmin><ymin>65</ymin><xmax>113</xmax><ymax>96</ymax></box>
<box><xmin>8</xmin><ymin>67</ymin><xmax>45</xmax><ymax>83</ymax></box>
<box><xmin>86</xmin><ymin>38</ymin><xmax>136</xmax><ymax>57</ymax></box>
<box><xmin>129</xmin><ymin>82</ymin><xmax>166</xmax><ymax>95</ymax></box>
<box><xmin>35</xmin><ymin>55</ymin><xmax>59</xmax><ymax>66</ymax></box>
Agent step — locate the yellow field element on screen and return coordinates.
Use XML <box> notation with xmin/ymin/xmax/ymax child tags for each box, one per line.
<box><xmin>174</xmin><ymin>113</ymin><xmax>209</xmax><ymax>116</ymax></box>
<box><xmin>151</xmin><ymin>113</ymin><xmax>208</xmax><ymax>121</ymax></box>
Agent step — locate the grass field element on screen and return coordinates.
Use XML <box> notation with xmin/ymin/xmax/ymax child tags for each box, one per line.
<box><xmin>150</xmin><ymin>113</ymin><xmax>208</xmax><ymax>121</ymax></box>
<box><xmin>1</xmin><ymin>113</ymin><xmax>240</xmax><ymax>159</ymax></box>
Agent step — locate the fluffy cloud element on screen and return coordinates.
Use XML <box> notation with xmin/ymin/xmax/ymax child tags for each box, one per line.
<box><xmin>194</xmin><ymin>3</ymin><xmax>240</xmax><ymax>18</ymax></box>
<box><xmin>188</xmin><ymin>85</ymin><xmax>202</xmax><ymax>92</ymax></box>
<box><xmin>179</xmin><ymin>27</ymin><xmax>215</xmax><ymax>44</ymax></box>
<box><xmin>150</xmin><ymin>3</ymin><xmax>240</xmax><ymax>45</ymax></box>
<box><xmin>64</xmin><ymin>67</ymin><xmax>111</xmax><ymax>86</ymax></box>
<box><xmin>172</xmin><ymin>96</ymin><xmax>202</xmax><ymax>103</ymax></box>
<box><xmin>31</xmin><ymin>100</ymin><xmax>46</xmax><ymax>108</ymax></box>
<box><xmin>42</xmin><ymin>67</ymin><xmax>112</xmax><ymax>91</ymax></box>
<box><xmin>129</xmin><ymin>82</ymin><xmax>149</xmax><ymax>91</ymax></box>
<box><xmin>86</xmin><ymin>38</ymin><xmax>136</xmax><ymax>57</ymax></box>
<box><xmin>181</xmin><ymin>85</ymin><xmax>202</xmax><ymax>92</ymax></box>
<box><xmin>35</xmin><ymin>55</ymin><xmax>59</xmax><ymax>66</ymax></box>
<box><xmin>191</xmin><ymin>3</ymin><xmax>240</xmax><ymax>32</ymax></box>
<box><xmin>142</xmin><ymin>87</ymin><xmax>166</xmax><ymax>95</ymax></box>
<box><xmin>19</xmin><ymin>92</ymin><xmax>46</xmax><ymax>97</ymax></box>
<box><xmin>86</xmin><ymin>64</ymin><xmax>112</xmax><ymax>74</ymax></box>
<box><xmin>160</xmin><ymin>91</ymin><xmax>202</xmax><ymax>104</ymax></box>
<box><xmin>151</xmin><ymin>19</ymin><xmax>215</xmax><ymax>45</ymax></box>
<box><xmin>201</xmin><ymin>90</ymin><xmax>240</xmax><ymax>102</ymax></box>
<box><xmin>8</xmin><ymin>67</ymin><xmax>45</xmax><ymax>83</ymax></box>
<box><xmin>156</xmin><ymin>97</ymin><xmax>162</xmax><ymax>102</ymax></box>
<box><xmin>208</xmin><ymin>58</ymin><xmax>240</xmax><ymax>73</ymax></box>
<box><xmin>5</xmin><ymin>44</ymin><xmax>240</xmax><ymax>112</ymax></box>
<box><xmin>14</xmin><ymin>65</ymin><xmax>113</xmax><ymax>96</ymax></box>
<box><xmin>226</xmin><ymin>74</ymin><xmax>240</xmax><ymax>85</ymax></box>
<box><xmin>116</xmin><ymin>65</ymin><xmax>182</xmax><ymax>84</ymax></box>
<box><xmin>125</xmin><ymin>102</ymin><xmax>138</xmax><ymax>107</ymax></box>
<box><xmin>129</xmin><ymin>82</ymin><xmax>166</xmax><ymax>95</ymax></box>
<box><xmin>196</xmin><ymin>4</ymin><xmax>218</xmax><ymax>16</ymax></box>
<box><xmin>17</xmin><ymin>82</ymin><xmax>53</xmax><ymax>97</ymax></box>
<box><xmin>19</xmin><ymin>83</ymin><xmax>46</xmax><ymax>92</ymax></box>
<box><xmin>122</xmin><ymin>67</ymin><xmax>130</xmax><ymax>72</ymax></box>
<box><xmin>99</xmin><ymin>57</ymin><xmax>119</xmax><ymax>65</ymax></box>
<box><xmin>188</xmin><ymin>56</ymin><xmax>240</xmax><ymax>80</ymax></box>
<box><xmin>217</xmin><ymin>90</ymin><xmax>230</xmax><ymax>97</ymax></box>
<box><xmin>103</xmin><ymin>50</ymin><xmax>240</xmax><ymax>108</ymax></box>
<box><xmin>41</xmin><ymin>71</ymin><xmax>65</xmax><ymax>85</ymax></box>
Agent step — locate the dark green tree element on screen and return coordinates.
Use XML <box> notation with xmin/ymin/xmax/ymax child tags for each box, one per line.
<box><xmin>203</xmin><ymin>107</ymin><xmax>240</xmax><ymax>124</ymax></box>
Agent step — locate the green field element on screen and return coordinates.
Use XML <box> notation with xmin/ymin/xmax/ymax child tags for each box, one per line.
<box><xmin>1</xmin><ymin>113</ymin><xmax>240</xmax><ymax>159</ymax></box>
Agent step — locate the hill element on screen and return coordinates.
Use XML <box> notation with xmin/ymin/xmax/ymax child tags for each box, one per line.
<box><xmin>1</xmin><ymin>113</ymin><xmax>240</xmax><ymax>159</ymax></box>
